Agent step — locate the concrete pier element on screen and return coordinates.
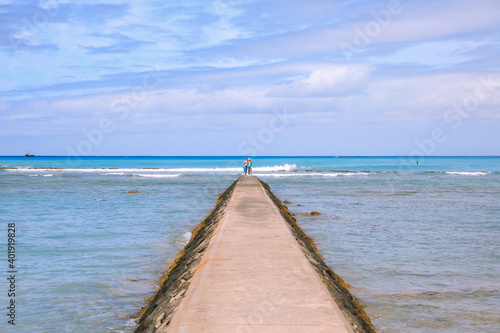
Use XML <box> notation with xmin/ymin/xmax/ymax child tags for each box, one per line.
<box><xmin>135</xmin><ymin>177</ymin><xmax>374</xmax><ymax>333</ymax></box>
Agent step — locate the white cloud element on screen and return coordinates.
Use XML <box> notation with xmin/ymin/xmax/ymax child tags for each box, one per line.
<box><xmin>10</xmin><ymin>113</ymin><xmax>48</xmax><ymax>120</ymax></box>
<box><xmin>269</xmin><ymin>65</ymin><xmax>372</xmax><ymax>97</ymax></box>
<box><xmin>202</xmin><ymin>0</ymin><xmax>500</xmax><ymax>61</ymax></box>
<box><xmin>370</xmin><ymin>40</ymin><xmax>495</xmax><ymax>66</ymax></box>
<box><xmin>366</xmin><ymin>72</ymin><xmax>500</xmax><ymax>121</ymax></box>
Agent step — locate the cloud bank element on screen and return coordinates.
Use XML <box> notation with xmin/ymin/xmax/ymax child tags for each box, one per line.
<box><xmin>1</xmin><ymin>0</ymin><xmax>500</xmax><ymax>155</ymax></box>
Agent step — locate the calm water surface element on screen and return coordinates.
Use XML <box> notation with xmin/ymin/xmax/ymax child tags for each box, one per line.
<box><xmin>0</xmin><ymin>156</ymin><xmax>499</xmax><ymax>332</ymax></box>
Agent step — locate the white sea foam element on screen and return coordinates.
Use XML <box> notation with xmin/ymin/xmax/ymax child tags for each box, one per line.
<box><xmin>255</xmin><ymin>172</ymin><xmax>367</xmax><ymax>178</ymax></box>
<box><xmin>446</xmin><ymin>171</ymin><xmax>490</xmax><ymax>176</ymax></box>
<box><xmin>340</xmin><ymin>172</ymin><xmax>369</xmax><ymax>176</ymax></box>
<box><xmin>255</xmin><ymin>163</ymin><xmax>296</xmax><ymax>172</ymax></box>
<box><xmin>132</xmin><ymin>174</ymin><xmax>181</xmax><ymax>178</ymax></box>
<box><xmin>125</xmin><ymin>318</ymin><xmax>138</xmax><ymax>327</ymax></box>
<box><xmin>165</xmin><ymin>164</ymin><xmax>297</xmax><ymax>173</ymax></box>
<box><xmin>9</xmin><ymin>164</ymin><xmax>296</xmax><ymax>174</ymax></box>
<box><xmin>183</xmin><ymin>231</ymin><xmax>192</xmax><ymax>243</ymax></box>
<box><xmin>13</xmin><ymin>168</ymin><xmax>167</xmax><ymax>173</ymax></box>
<box><xmin>253</xmin><ymin>173</ymin><xmax>310</xmax><ymax>178</ymax></box>
<box><xmin>162</xmin><ymin>167</ymin><xmax>241</xmax><ymax>172</ymax></box>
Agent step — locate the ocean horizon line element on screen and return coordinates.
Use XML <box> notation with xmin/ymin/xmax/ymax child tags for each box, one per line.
<box><xmin>2</xmin><ymin>155</ymin><xmax>499</xmax><ymax>158</ymax></box>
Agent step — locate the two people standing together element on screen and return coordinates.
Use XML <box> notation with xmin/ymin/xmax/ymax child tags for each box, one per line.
<box><xmin>243</xmin><ymin>158</ymin><xmax>252</xmax><ymax>177</ymax></box>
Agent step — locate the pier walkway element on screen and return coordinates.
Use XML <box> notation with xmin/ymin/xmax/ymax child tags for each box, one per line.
<box><xmin>136</xmin><ymin>176</ymin><xmax>372</xmax><ymax>333</ymax></box>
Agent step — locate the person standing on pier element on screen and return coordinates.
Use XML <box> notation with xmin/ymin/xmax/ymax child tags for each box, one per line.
<box><xmin>243</xmin><ymin>159</ymin><xmax>248</xmax><ymax>176</ymax></box>
<box><xmin>247</xmin><ymin>158</ymin><xmax>253</xmax><ymax>176</ymax></box>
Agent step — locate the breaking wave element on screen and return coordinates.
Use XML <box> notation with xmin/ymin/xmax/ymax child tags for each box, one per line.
<box><xmin>132</xmin><ymin>174</ymin><xmax>182</xmax><ymax>178</ymax></box>
<box><xmin>446</xmin><ymin>172</ymin><xmax>490</xmax><ymax>176</ymax></box>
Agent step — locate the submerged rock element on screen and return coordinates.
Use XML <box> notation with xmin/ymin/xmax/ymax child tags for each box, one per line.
<box><xmin>283</xmin><ymin>200</ymin><xmax>293</xmax><ymax>204</ymax></box>
<box><xmin>311</xmin><ymin>211</ymin><xmax>321</xmax><ymax>216</ymax></box>
<box><xmin>128</xmin><ymin>190</ymin><xmax>140</xmax><ymax>193</ymax></box>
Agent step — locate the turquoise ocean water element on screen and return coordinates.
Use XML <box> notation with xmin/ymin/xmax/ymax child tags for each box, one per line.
<box><xmin>1</xmin><ymin>156</ymin><xmax>499</xmax><ymax>332</ymax></box>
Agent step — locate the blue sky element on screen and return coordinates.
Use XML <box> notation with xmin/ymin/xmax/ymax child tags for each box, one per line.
<box><xmin>1</xmin><ymin>0</ymin><xmax>499</xmax><ymax>156</ymax></box>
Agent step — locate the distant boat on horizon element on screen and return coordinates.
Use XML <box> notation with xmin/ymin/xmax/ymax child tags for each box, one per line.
<box><xmin>25</xmin><ymin>151</ymin><xmax>35</xmax><ymax>157</ymax></box>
